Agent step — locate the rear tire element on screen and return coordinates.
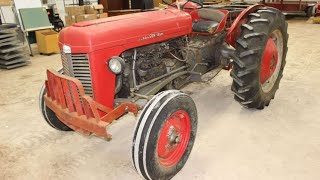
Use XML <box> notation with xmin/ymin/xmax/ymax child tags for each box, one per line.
<box><xmin>231</xmin><ymin>7</ymin><xmax>288</xmax><ymax>109</ymax></box>
<box><xmin>39</xmin><ymin>69</ymin><xmax>72</xmax><ymax>131</ymax></box>
<box><xmin>132</xmin><ymin>90</ymin><xmax>197</xmax><ymax>180</ymax></box>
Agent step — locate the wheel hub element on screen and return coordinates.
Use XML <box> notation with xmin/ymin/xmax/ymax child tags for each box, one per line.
<box><xmin>260</xmin><ymin>30</ymin><xmax>283</xmax><ymax>93</ymax></box>
<box><xmin>168</xmin><ymin>126</ymin><xmax>181</xmax><ymax>145</ymax></box>
<box><xmin>260</xmin><ymin>37</ymin><xmax>278</xmax><ymax>84</ymax></box>
<box><xmin>157</xmin><ymin>110</ymin><xmax>191</xmax><ymax>167</ymax></box>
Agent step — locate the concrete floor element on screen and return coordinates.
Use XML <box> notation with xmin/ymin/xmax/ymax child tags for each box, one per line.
<box><xmin>1</xmin><ymin>17</ymin><xmax>320</xmax><ymax>180</ymax></box>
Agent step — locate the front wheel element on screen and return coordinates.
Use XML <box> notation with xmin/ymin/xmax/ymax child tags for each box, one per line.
<box><xmin>231</xmin><ymin>7</ymin><xmax>288</xmax><ymax>109</ymax></box>
<box><xmin>132</xmin><ymin>90</ymin><xmax>197</xmax><ymax>180</ymax></box>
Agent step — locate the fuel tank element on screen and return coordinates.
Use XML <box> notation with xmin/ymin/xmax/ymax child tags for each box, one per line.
<box><xmin>59</xmin><ymin>8</ymin><xmax>192</xmax><ymax>53</ymax></box>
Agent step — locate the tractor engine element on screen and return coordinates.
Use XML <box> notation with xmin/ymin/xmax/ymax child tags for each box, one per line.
<box><xmin>117</xmin><ymin>35</ymin><xmax>222</xmax><ymax>98</ymax></box>
<box><xmin>117</xmin><ymin>37</ymin><xmax>187</xmax><ymax>97</ymax></box>
<box><xmin>135</xmin><ymin>44</ymin><xmax>169</xmax><ymax>83</ymax></box>
<box><xmin>135</xmin><ymin>37</ymin><xmax>190</xmax><ymax>82</ymax></box>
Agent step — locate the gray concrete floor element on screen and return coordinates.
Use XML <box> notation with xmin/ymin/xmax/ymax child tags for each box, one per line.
<box><xmin>1</xmin><ymin>17</ymin><xmax>320</xmax><ymax>180</ymax></box>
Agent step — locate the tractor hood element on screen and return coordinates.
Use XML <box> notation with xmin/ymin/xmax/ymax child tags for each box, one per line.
<box><xmin>59</xmin><ymin>9</ymin><xmax>192</xmax><ymax>53</ymax></box>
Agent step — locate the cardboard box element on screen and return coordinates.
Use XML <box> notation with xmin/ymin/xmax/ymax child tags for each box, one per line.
<box><xmin>97</xmin><ymin>13</ymin><xmax>108</xmax><ymax>19</ymax></box>
<box><xmin>84</xmin><ymin>5</ymin><xmax>96</xmax><ymax>14</ymax></box>
<box><xmin>0</xmin><ymin>0</ymin><xmax>12</xmax><ymax>6</ymax></box>
<box><xmin>76</xmin><ymin>14</ymin><xmax>97</xmax><ymax>23</ymax></box>
<box><xmin>65</xmin><ymin>15</ymin><xmax>76</xmax><ymax>26</ymax></box>
<box><xmin>65</xmin><ymin>6</ymin><xmax>85</xmax><ymax>16</ymax></box>
<box><xmin>36</xmin><ymin>30</ymin><xmax>59</xmax><ymax>54</ymax></box>
<box><xmin>65</xmin><ymin>6</ymin><xmax>74</xmax><ymax>16</ymax></box>
<box><xmin>93</xmin><ymin>4</ymin><xmax>104</xmax><ymax>14</ymax></box>
<box><xmin>76</xmin><ymin>6</ymin><xmax>85</xmax><ymax>15</ymax></box>
<box><xmin>84</xmin><ymin>4</ymin><xmax>104</xmax><ymax>14</ymax></box>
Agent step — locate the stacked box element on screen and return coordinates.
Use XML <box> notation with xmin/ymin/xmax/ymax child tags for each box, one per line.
<box><xmin>84</xmin><ymin>4</ymin><xmax>105</xmax><ymax>15</ymax></box>
<box><xmin>65</xmin><ymin>6</ymin><xmax>85</xmax><ymax>26</ymax></box>
<box><xmin>65</xmin><ymin>4</ymin><xmax>107</xmax><ymax>26</ymax></box>
<box><xmin>65</xmin><ymin>15</ymin><xmax>76</xmax><ymax>26</ymax></box>
<box><xmin>97</xmin><ymin>13</ymin><xmax>108</xmax><ymax>19</ymax></box>
<box><xmin>65</xmin><ymin>6</ymin><xmax>85</xmax><ymax>16</ymax></box>
<box><xmin>84</xmin><ymin>5</ymin><xmax>97</xmax><ymax>14</ymax></box>
<box><xmin>94</xmin><ymin>4</ymin><xmax>108</xmax><ymax>19</ymax></box>
<box><xmin>76</xmin><ymin>14</ymin><xmax>97</xmax><ymax>23</ymax></box>
<box><xmin>93</xmin><ymin>4</ymin><xmax>104</xmax><ymax>14</ymax></box>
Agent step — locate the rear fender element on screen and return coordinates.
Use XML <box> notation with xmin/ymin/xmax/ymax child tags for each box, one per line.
<box><xmin>226</xmin><ymin>4</ymin><xmax>264</xmax><ymax>47</ymax></box>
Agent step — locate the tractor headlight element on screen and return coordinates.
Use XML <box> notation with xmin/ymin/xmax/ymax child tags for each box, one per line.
<box><xmin>108</xmin><ymin>57</ymin><xmax>125</xmax><ymax>74</ymax></box>
<box><xmin>63</xmin><ymin>44</ymin><xmax>71</xmax><ymax>53</ymax></box>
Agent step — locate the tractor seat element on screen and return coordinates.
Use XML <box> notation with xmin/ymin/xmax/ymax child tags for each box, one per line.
<box><xmin>192</xmin><ymin>9</ymin><xmax>225</xmax><ymax>34</ymax></box>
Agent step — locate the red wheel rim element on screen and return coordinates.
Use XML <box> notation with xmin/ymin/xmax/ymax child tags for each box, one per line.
<box><xmin>259</xmin><ymin>30</ymin><xmax>283</xmax><ymax>93</ymax></box>
<box><xmin>157</xmin><ymin>110</ymin><xmax>191</xmax><ymax>167</ymax></box>
<box><xmin>260</xmin><ymin>37</ymin><xmax>279</xmax><ymax>84</ymax></box>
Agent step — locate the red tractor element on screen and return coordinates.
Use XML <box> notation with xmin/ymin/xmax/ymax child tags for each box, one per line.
<box><xmin>39</xmin><ymin>0</ymin><xmax>288</xmax><ymax>179</ymax></box>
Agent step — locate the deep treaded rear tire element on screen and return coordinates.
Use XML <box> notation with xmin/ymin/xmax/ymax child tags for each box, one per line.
<box><xmin>231</xmin><ymin>7</ymin><xmax>288</xmax><ymax>109</ymax></box>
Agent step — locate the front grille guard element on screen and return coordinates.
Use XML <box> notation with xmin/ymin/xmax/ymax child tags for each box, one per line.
<box><xmin>44</xmin><ymin>69</ymin><xmax>138</xmax><ymax>139</ymax></box>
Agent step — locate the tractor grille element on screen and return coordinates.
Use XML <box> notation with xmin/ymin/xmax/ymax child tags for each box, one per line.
<box><xmin>61</xmin><ymin>53</ymin><xmax>93</xmax><ymax>97</ymax></box>
<box><xmin>61</xmin><ymin>52</ymin><xmax>71</xmax><ymax>76</ymax></box>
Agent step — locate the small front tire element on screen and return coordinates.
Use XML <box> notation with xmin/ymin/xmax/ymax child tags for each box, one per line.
<box><xmin>132</xmin><ymin>90</ymin><xmax>197</xmax><ymax>180</ymax></box>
